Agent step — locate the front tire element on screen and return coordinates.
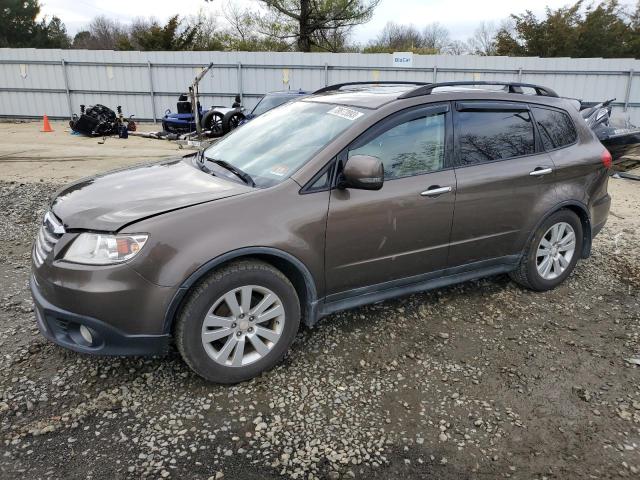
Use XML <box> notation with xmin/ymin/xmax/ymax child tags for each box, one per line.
<box><xmin>201</xmin><ymin>110</ymin><xmax>225</xmax><ymax>138</ymax></box>
<box><xmin>176</xmin><ymin>260</ymin><xmax>300</xmax><ymax>383</ymax></box>
<box><xmin>510</xmin><ymin>209</ymin><xmax>583</xmax><ymax>291</ymax></box>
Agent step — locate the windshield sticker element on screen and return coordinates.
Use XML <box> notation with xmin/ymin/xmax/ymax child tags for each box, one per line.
<box><xmin>269</xmin><ymin>164</ymin><xmax>290</xmax><ymax>176</ymax></box>
<box><xmin>327</xmin><ymin>106</ymin><xmax>364</xmax><ymax>121</ymax></box>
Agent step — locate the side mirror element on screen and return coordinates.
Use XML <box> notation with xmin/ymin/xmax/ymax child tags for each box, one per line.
<box><xmin>340</xmin><ymin>155</ymin><xmax>384</xmax><ymax>191</ymax></box>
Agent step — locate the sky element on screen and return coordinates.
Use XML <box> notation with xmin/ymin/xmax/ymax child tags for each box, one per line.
<box><xmin>38</xmin><ymin>0</ymin><xmax>636</xmax><ymax>44</ymax></box>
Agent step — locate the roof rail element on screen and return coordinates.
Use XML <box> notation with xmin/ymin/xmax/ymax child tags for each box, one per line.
<box><xmin>398</xmin><ymin>81</ymin><xmax>559</xmax><ymax>99</ymax></box>
<box><xmin>313</xmin><ymin>81</ymin><xmax>429</xmax><ymax>95</ymax></box>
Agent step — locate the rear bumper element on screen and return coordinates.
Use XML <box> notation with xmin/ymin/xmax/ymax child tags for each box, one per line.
<box><xmin>30</xmin><ymin>274</ymin><xmax>170</xmax><ymax>356</ymax></box>
<box><xmin>591</xmin><ymin>193</ymin><xmax>611</xmax><ymax>239</ymax></box>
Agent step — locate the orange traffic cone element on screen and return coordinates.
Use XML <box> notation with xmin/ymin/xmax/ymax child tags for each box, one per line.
<box><xmin>41</xmin><ymin>115</ymin><xmax>53</xmax><ymax>132</ymax></box>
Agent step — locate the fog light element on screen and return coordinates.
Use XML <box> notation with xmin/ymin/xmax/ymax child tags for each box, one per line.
<box><xmin>79</xmin><ymin>325</ymin><xmax>93</xmax><ymax>344</ymax></box>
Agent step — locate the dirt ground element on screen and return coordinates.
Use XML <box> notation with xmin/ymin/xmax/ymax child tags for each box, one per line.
<box><xmin>0</xmin><ymin>121</ymin><xmax>639</xmax><ymax>479</ymax></box>
<box><xmin>0</xmin><ymin>120</ymin><xmax>180</xmax><ymax>183</ymax></box>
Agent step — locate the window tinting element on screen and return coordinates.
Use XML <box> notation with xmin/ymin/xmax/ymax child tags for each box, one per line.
<box><xmin>349</xmin><ymin>112</ymin><xmax>446</xmax><ymax>179</ymax></box>
<box><xmin>457</xmin><ymin>110</ymin><xmax>535</xmax><ymax>165</ymax></box>
<box><xmin>532</xmin><ymin>107</ymin><xmax>577</xmax><ymax>150</ymax></box>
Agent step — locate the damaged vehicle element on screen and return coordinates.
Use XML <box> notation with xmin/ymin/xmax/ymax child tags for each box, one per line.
<box><xmin>581</xmin><ymin>98</ymin><xmax>640</xmax><ymax>162</ymax></box>
<box><xmin>31</xmin><ymin>81</ymin><xmax>611</xmax><ymax>383</ymax></box>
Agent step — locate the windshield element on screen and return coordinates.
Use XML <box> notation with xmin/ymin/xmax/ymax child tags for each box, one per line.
<box><xmin>204</xmin><ymin>101</ymin><xmax>367</xmax><ymax>187</ymax></box>
<box><xmin>251</xmin><ymin>95</ymin><xmax>297</xmax><ymax>116</ymax></box>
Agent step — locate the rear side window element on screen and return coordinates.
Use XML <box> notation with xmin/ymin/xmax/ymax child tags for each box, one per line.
<box><xmin>456</xmin><ymin>110</ymin><xmax>535</xmax><ymax>165</ymax></box>
<box><xmin>531</xmin><ymin>107</ymin><xmax>577</xmax><ymax>150</ymax></box>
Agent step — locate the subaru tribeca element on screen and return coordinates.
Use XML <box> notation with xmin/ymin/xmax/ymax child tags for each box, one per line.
<box><xmin>31</xmin><ymin>81</ymin><xmax>611</xmax><ymax>383</ymax></box>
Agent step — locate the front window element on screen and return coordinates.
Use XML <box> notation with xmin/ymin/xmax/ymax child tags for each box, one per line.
<box><xmin>349</xmin><ymin>111</ymin><xmax>446</xmax><ymax>179</ymax></box>
<box><xmin>204</xmin><ymin>101</ymin><xmax>367</xmax><ymax>188</ymax></box>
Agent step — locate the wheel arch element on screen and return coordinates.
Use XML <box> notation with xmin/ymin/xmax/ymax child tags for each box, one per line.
<box><xmin>527</xmin><ymin>200</ymin><xmax>592</xmax><ymax>259</ymax></box>
<box><xmin>163</xmin><ymin>247</ymin><xmax>320</xmax><ymax>334</ymax></box>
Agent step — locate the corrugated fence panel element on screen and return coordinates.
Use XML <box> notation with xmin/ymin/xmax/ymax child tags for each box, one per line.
<box><xmin>0</xmin><ymin>48</ymin><xmax>638</xmax><ymax>124</ymax></box>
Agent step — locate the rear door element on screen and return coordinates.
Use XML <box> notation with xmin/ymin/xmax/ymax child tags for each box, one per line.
<box><xmin>448</xmin><ymin>101</ymin><xmax>558</xmax><ymax>267</ymax></box>
<box><xmin>324</xmin><ymin>103</ymin><xmax>456</xmax><ymax>296</ymax></box>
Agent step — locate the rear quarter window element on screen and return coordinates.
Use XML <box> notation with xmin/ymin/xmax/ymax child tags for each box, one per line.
<box><xmin>456</xmin><ymin>109</ymin><xmax>535</xmax><ymax>166</ymax></box>
<box><xmin>531</xmin><ymin>106</ymin><xmax>577</xmax><ymax>150</ymax></box>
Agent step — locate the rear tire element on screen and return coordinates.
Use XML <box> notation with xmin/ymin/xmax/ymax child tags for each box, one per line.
<box><xmin>510</xmin><ymin>209</ymin><xmax>583</xmax><ymax>291</ymax></box>
<box><xmin>175</xmin><ymin>260</ymin><xmax>300</xmax><ymax>384</ymax></box>
<box><xmin>222</xmin><ymin>110</ymin><xmax>246</xmax><ymax>134</ymax></box>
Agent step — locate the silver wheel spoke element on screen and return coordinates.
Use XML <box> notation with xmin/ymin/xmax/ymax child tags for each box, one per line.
<box><xmin>558</xmin><ymin>240</ymin><xmax>575</xmax><ymax>252</ymax></box>
<box><xmin>255</xmin><ymin>326</ymin><xmax>281</xmax><ymax>343</ymax></box>
<box><xmin>204</xmin><ymin>315</ymin><xmax>234</xmax><ymax>329</ymax></box>
<box><xmin>540</xmin><ymin>237</ymin><xmax>552</xmax><ymax>249</ymax></box>
<box><xmin>559</xmin><ymin>231</ymin><xmax>574</xmax><ymax>246</ymax></box>
<box><xmin>248</xmin><ymin>334</ymin><xmax>270</xmax><ymax>356</ymax></box>
<box><xmin>251</xmin><ymin>293</ymin><xmax>276</xmax><ymax>317</ymax></box>
<box><xmin>216</xmin><ymin>336</ymin><xmax>237</xmax><ymax>364</ymax></box>
<box><xmin>232</xmin><ymin>337</ymin><xmax>245</xmax><ymax>366</ymax></box>
<box><xmin>224</xmin><ymin>292</ymin><xmax>242</xmax><ymax>317</ymax></box>
<box><xmin>558</xmin><ymin>254</ymin><xmax>569</xmax><ymax>268</ymax></box>
<box><xmin>240</xmin><ymin>286</ymin><xmax>253</xmax><ymax>314</ymax></box>
<box><xmin>553</xmin><ymin>257</ymin><xmax>561</xmax><ymax>274</ymax></box>
<box><xmin>537</xmin><ymin>245</ymin><xmax>549</xmax><ymax>257</ymax></box>
<box><xmin>202</xmin><ymin>327</ymin><xmax>233</xmax><ymax>342</ymax></box>
<box><xmin>540</xmin><ymin>256</ymin><xmax>553</xmax><ymax>277</ymax></box>
<box><xmin>256</xmin><ymin>305</ymin><xmax>284</xmax><ymax>324</ymax></box>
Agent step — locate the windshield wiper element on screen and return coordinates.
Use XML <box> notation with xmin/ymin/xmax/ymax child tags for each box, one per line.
<box><xmin>205</xmin><ymin>157</ymin><xmax>255</xmax><ymax>187</ymax></box>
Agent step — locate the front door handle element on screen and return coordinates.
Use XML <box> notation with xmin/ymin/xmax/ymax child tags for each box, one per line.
<box><xmin>421</xmin><ymin>186</ymin><xmax>452</xmax><ymax>197</ymax></box>
<box><xmin>529</xmin><ymin>167</ymin><xmax>553</xmax><ymax>176</ymax></box>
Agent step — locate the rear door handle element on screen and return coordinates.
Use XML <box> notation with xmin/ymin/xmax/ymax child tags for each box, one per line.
<box><xmin>529</xmin><ymin>167</ymin><xmax>553</xmax><ymax>176</ymax></box>
<box><xmin>421</xmin><ymin>186</ymin><xmax>452</xmax><ymax>197</ymax></box>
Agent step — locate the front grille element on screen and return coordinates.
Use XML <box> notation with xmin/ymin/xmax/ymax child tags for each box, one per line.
<box><xmin>33</xmin><ymin>212</ymin><xmax>64</xmax><ymax>267</ymax></box>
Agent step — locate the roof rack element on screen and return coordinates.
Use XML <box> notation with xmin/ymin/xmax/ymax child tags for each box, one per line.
<box><xmin>313</xmin><ymin>81</ymin><xmax>429</xmax><ymax>95</ymax></box>
<box><xmin>398</xmin><ymin>81</ymin><xmax>559</xmax><ymax>99</ymax></box>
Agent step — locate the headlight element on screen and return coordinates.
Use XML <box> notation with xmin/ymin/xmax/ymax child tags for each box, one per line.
<box><xmin>63</xmin><ymin>233</ymin><xmax>148</xmax><ymax>265</ymax></box>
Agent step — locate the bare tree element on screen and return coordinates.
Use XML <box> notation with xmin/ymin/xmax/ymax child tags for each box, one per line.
<box><xmin>366</xmin><ymin>21</ymin><xmax>422</xmax><ymax>51</ymax></box>
<box><xmin>467</xmin><ymin>21</ymin><xmax>497</xmax><ymax>55</ymax></box>
<box><xmin>224</xmin><ymin>1</ymin><xmax>255</xmax><ymax>44</ymax></box>
<box><xmin>421</xmin><ymin>22</ymin><xmax>450</xmax><ymax>52</ymax></box>
<box><xmin>84</xmin><ymin>16</ymin><xmax>129</xmax><ymax>49</ymax></box>
<box><xmin>444</xmin><ymin>39</ymin><xmax>468</xmax><ymax>55</ymax></box>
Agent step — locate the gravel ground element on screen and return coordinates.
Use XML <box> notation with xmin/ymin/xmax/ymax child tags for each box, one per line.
<box><xmin>0</xmin><ymin>174</ymin><xmax>639</xmax><ymax>480</ymax></box>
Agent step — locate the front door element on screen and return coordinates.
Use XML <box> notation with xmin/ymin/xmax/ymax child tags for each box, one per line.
<box><xmin>325</xmin><ymin>103</ymin><xmax>456</xmax><ymax>297</ymax></box>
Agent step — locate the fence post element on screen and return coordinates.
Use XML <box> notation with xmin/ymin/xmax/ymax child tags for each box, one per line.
<box><xmin>147</xmin><ymin>61</ymin><xmax>156</xmax><ymax>122</ymax></box>
<box><xmin>61</xmin><ymin>59</ymin><xmax>72</xmax><ymax>119</ymax></box>
<box><xmin>324</xmin><ymin>63</ymin><xmax>329</xmax><ymax>86</ymax></box>
<box><xmin>433</xmin><ymin>66</ymin><xmax>437</xmax><ymax>82</ymax></box>
<box><xmin>237</xmin><ymin>62</ymin><xmax>243</xmax><ymax>104</ymax></box>
<box><xmin>624</xmin><ymin>69</ymin><xmax>634</xmax><ymax>112</ymax></box>
<box><xmin>518</xmin><ymin>67</ymin><xmax>523</xmax><ymax>82</ymax></box>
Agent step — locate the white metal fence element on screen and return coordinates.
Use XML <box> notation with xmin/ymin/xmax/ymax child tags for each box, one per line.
<box><xmin>1</xmin><ymin>48</ymin><xmax>638</xmax><ymax>124</ymax></box>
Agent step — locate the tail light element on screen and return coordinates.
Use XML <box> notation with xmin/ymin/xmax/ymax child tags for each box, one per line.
<box><xmin>601</xmin><ymin>149</ymin><xmax>612</xmax><ymax>169</ymax></box>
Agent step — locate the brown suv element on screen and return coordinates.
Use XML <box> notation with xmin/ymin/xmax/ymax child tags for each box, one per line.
<box><xmin>31</xmin><ymin>81</ymin><xmax>611</xmax><ymax>383</ymax></box>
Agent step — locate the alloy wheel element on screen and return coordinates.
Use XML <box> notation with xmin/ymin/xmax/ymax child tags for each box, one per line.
<box><xmin>201</xmin><ymin>285</ymin><xmax>285</xmax><ymax>367</ymax></box>
<box><xmin>536</xmin><ymin>221</ymin><xmax>576</xmax><ymax>280</ymax></box>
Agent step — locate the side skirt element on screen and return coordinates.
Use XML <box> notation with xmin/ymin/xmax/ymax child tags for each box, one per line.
<box><xmin>317</xmin><ymin>256</ymin><xmax>519</xmax><ymax>320</ymax></box>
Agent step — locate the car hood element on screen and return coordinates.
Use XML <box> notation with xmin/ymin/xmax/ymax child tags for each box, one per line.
<box><xmin>51</xmin><ymin>157</ymin><xmax>252</xmax><ymax>231</ymax></box>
